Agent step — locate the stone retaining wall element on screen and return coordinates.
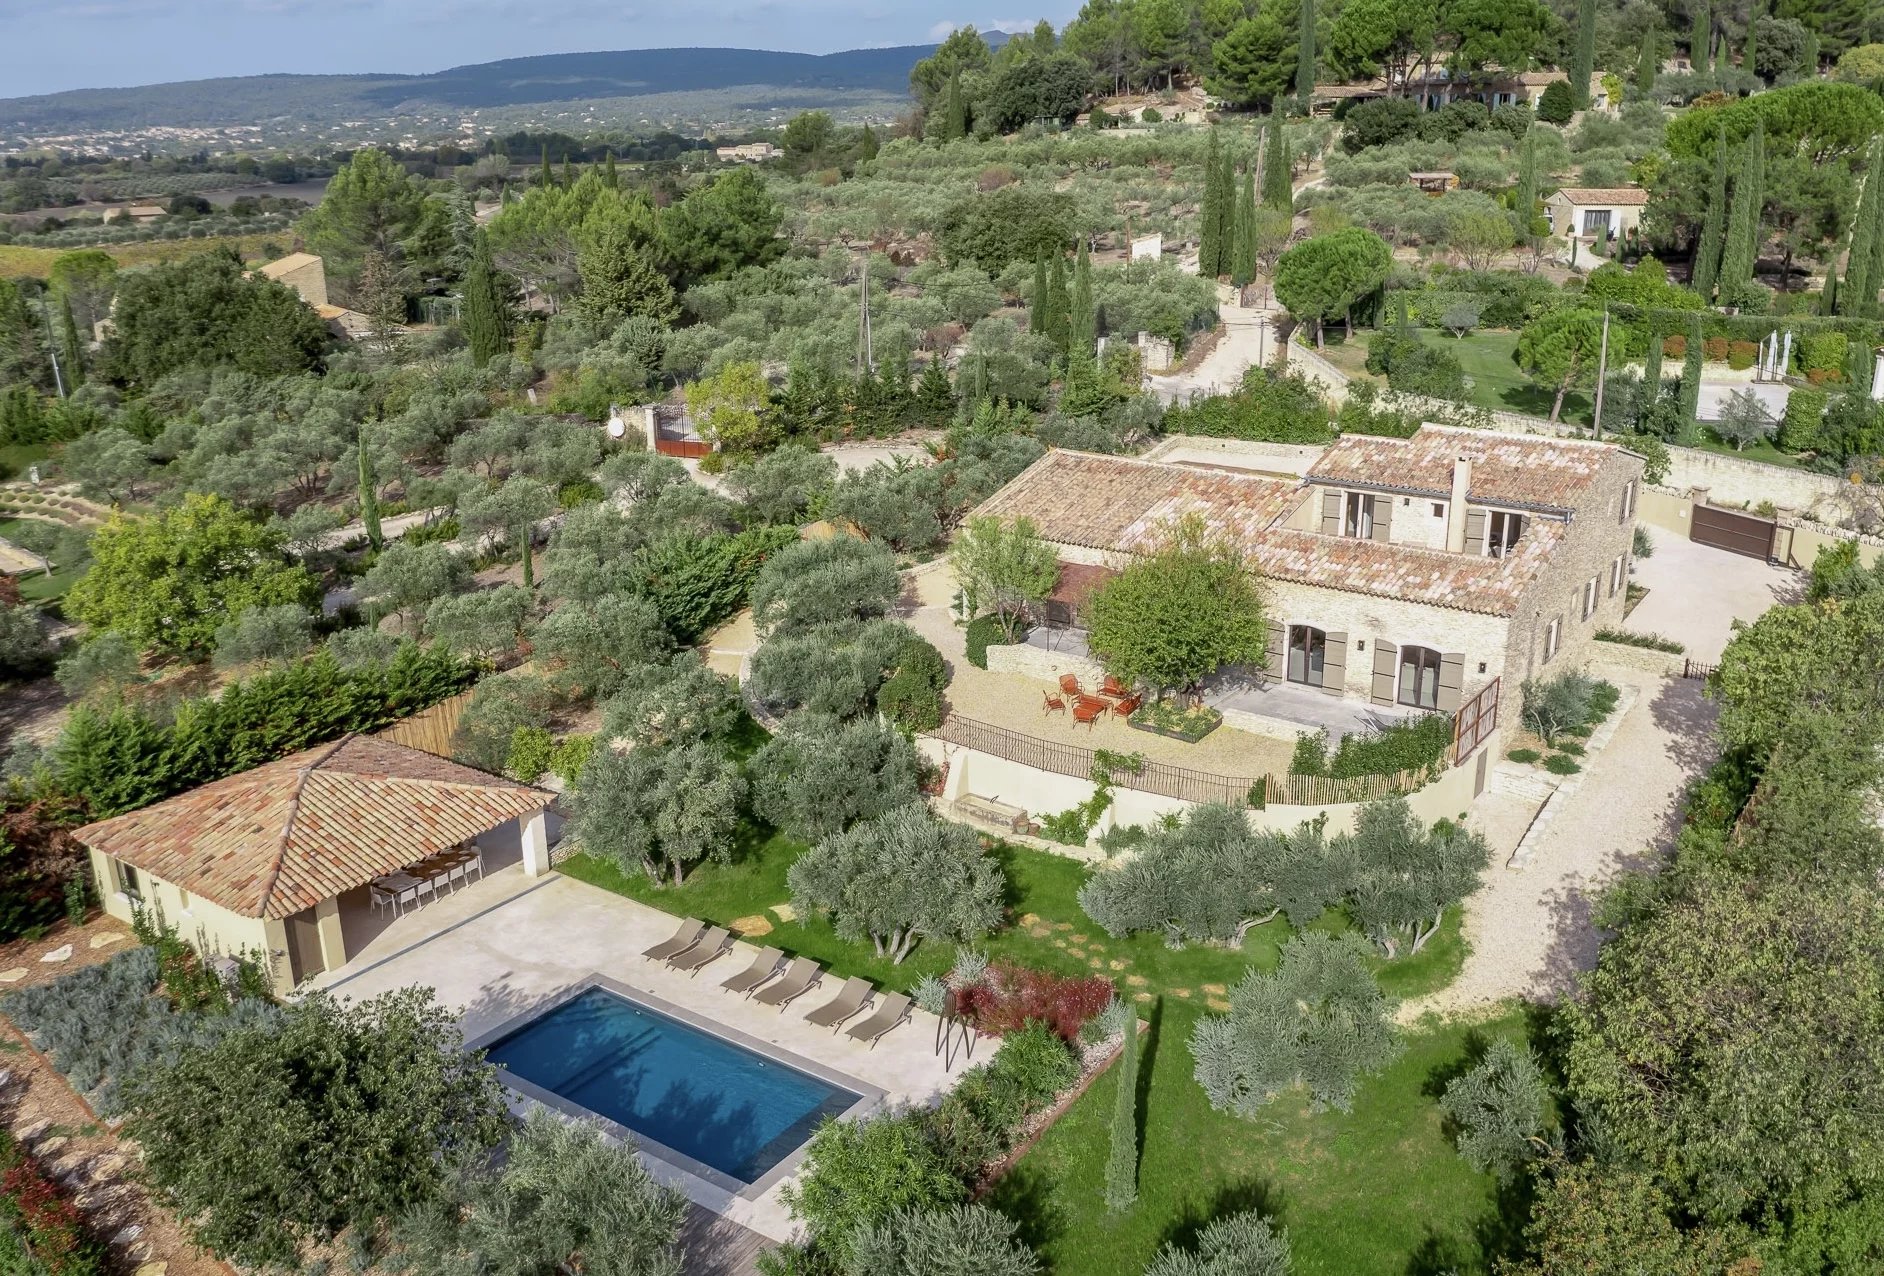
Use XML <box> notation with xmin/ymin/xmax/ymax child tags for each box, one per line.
<box><xmin>985</xmin><ymin>640</ymin><xmax>1106</xmax><ymax>686</ymax></box>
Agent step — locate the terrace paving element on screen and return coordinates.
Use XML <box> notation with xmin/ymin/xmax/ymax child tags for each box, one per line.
<box><xmin>313</xmin><ymin>867</ymin><xmax>960</xmax><ymax>1246</ymax></box>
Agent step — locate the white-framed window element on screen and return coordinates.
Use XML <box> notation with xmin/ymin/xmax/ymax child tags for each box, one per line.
<box><xmin>1582</xmin><ymin>578</ymin><xmax>1598</xmax><ymax>620</ymax></box>
<box><xmin>1582</xmin><ymin>208</ymin><xmax>1612</xmax><ymax>236</ymax></box>
<box><xmin>1543</xmin><ymin>617</ymin><xmax>1562</xmax><ymax>662</ymax></box>
<box><xmin>1398</xmin><ymin>645</ymin><xmax>1443</xmax><ymax>710</ymax></box>
<box><xmin>1609</xmin><ymin>555</ymin><xmax>1624</xmax><ymax>596</ymax></box>
<box><xmin>115</xmin><ymin>859</ymin><xmax>143</xmax><ymax>902</ymax></box>
<box><xmin>1619</xmin><ymin>479</ymin><xmax>1637</xmax><ymax>524</ymax></box>
<box><xmin>1487</xmin><ymin>510</ymin><xmax>1526</xmax><ymax>558</ymax></box>
<box><xmin>1287</xmin><ymin>625</ymin><xmax>1328</xmax><ymax>687</ymax></box>
<box><xmin>1343</xmin><ymin>492</ymin><xmax>1373</xmax><ymax>539</ymax></box>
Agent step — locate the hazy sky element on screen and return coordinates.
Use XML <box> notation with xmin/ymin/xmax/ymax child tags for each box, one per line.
<box><xmin>0</xmin><ymin>1</ymin><xmax>1080</xmax><ymax>97</ymax></box>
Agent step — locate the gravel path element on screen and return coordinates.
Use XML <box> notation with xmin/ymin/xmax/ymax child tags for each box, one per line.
<box><xmin>1398</xmin><ymin>666</ymin><xmax>1719</xmax><ymax>1022</ymax></box>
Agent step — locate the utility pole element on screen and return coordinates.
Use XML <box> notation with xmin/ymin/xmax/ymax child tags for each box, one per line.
<box><xmin>856</xmin><ymin>250</ymin><xmax>874</xmax><ymax>377</ymax></box>
<box><xmin>1591</xmin><ymin>305</ymin><xmax>1610</xmax><ymax>439</ymax></box>
<box><xmin>39</xmin><ymin>301</ymin><xmax>65</xmax><ymax>399</ymax></box>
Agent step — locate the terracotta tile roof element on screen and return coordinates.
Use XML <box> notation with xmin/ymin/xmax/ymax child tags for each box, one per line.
<box><xmin>1552</xmin><ymin>186</ymin><xmax>1650</xmax><ymax>206</ymax></box>
<box><xmin>75</xmin><ymin>735</ymin><xmax>552</xmax><ymax>921</ymax></box>
<box><xmin>973</xmin><ymin>450</ymin><xmax>1300</xmax><ymax>552</ymax></box>
<box><xmin>1307</xmin><ymin>425</ymin><xmax>1623</xmax><ymax>513</ymax></box>
<box><xmin>974</xmin><ymin>444</ymin><xmax>1586</xmax><ymax>616</ymax></box>
<box><xmin>1048</xmin><ymin>562</ymin><xmax>1117</xmax><ymax>608</ymax></box>
<box><xmin>255</xmin><ymin>252</ymin><xmax>322</xmax><ymax>279</ymax></box>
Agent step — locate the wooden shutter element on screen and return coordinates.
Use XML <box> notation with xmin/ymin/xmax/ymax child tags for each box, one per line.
<box><xmin>1370</xmin><ymin>495</ymin><xmax>1392</xmax><ymax>542</ymax></box>
<box><xmin>1321</xmin><ymin>631</ymin><xmax>1348</xmax><ymax>697</ymax></box>
<box><xmin>1320</xmin><ymin>490</ymin><xmax>1342</xmax><ymax>536</ymax></box>
<box><xmin>1436</xmin><ymin>652</ymin><xmax>1466</xmax><ymax>712</ymax></box>
<box><xmin>1264</xmin><ymin>620</ymin><xmax>1285</xmax><ymax>681</ymax></box>
<box><xmin>1371</xmin><ymin>640</ymin><xmax>1399</xmax><ymax>705</ymax></box>
<box><xmin>1463</xmin><ymin>509</ymin><xmax>1487</xmax><ymax>556</ymax></box>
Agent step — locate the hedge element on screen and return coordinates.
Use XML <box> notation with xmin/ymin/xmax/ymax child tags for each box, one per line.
<box><xmin>51</xmin><ymin>642</ymin><xmax>476</xmax><ymax>821</ymax></box>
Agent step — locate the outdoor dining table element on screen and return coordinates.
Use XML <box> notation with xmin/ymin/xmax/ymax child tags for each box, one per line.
<box><xmin>1072</xmin><ymin>695</ymin><xmax>1109</xmax><ymax>727</ymax></box>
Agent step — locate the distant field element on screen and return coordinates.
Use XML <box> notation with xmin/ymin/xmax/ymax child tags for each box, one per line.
<box><xmin>0</xmin><ymin>233</ymin><xmax>289</xmax><ymax>278</ymax></box>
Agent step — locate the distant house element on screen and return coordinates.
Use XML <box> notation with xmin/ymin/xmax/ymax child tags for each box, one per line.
<box><xmin>1311</xmin><ymin>67</ymin><xmax>1596</xmax><ymax>115</ymax></box>
<box><xmin>104</xmin><ymin>203</ymin><xmax>167</xmax><ymax>224</ymax></box>
<box><xmin>254</xmin><ymin>251</ymin><xmax>329</xmax><ymax>308</ymax></box>
<box><xmin>1546</xmin><ymin>187</ymin><xmax>1649</xmax><ymax>241</ymax></box>
<box><xmin>715</xmin><ymin>142</ymin><xmax>779</xmax><ymax>163</ymax></box>
<box><xmin>1409</xmin><ymin>171</ymin><xmax>1460</xmax><ymax>194</ymax></box>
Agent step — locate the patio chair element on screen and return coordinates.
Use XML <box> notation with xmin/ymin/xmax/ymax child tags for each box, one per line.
<box><xmin>1114</xmin><ymin>693</ymin><xmax>1142</xmax><ymax>718</ymax></box>
<box><xmin>1042</xmin><ymin>690</ymin><xmax>1066</xmax><ymax>715</ymax></box>
<box><xmin>804</xmin><ymin>978</ymin><xmax>874</xmax><ymax>1031</ymax></box>
<box><xmin>1102</xmin><ymin>675</ymin><xmax>1127</xmax><ymax>698</ymax></box>
<box><xmin>369</xmin><ymin>884</ymin><xmax>396</xmax><ymax>919</ymax></box>
<box><xmin>667</xmin><ymin>926</ymin><xmax>732</xmax><ymax>972</ymax></box>
<box><xmin>1073</xmin><ymin>696</ymin><xmax>1106</xmax><ymax>729</ymax></box>
<box><xmin>642</xmin><ymin>918</ymin><xmax>706</xmax><ymax>962</ymax></box>
<box><xmin>754</xmin><ymin>957</ymin><xmax>823</xmax><ymax>1010</ymax></box>
<box><xmin>1058</xmin><ymin>673</ymin><xmax>1082</xmax><ymax>696</ymax></box>
<box><xmin>393</xmin><ymin>883</ymin><xmax>421</xmax><ymax>916</ymax></box>
<box><xmin>844</xmin><ymin>993</ymin><xmax>912</xmax><ymax>1048</ymax></box>
<box><xmin>720</xmin><ymin>946</ymin><xmax>784</xmax><ymax>996</ymax></box>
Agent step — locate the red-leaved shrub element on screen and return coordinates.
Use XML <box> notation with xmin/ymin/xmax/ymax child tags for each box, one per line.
<box><xmin>0</xmin><ymin>1132</ymin><xmax>105</xmax><ymax>1275</ymax></box>
<box><xmin>954</xmin><ymin>962</ymin><xmax>1115</xmax><ymax>1041</ymax></box>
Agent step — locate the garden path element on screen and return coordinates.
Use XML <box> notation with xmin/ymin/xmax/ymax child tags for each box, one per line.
<box><xmin>1397</xmin><ymin>667</ymin><xmax>1717</xmax><ymax>1022</ymax></box>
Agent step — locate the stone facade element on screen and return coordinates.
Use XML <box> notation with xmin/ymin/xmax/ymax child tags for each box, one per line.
<box><xmin>1504</xmin><ymin>453</ymin><xmax>1639</xmax><ymax>682</ymax></box>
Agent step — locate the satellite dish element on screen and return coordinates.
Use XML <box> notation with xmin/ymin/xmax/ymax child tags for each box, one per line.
<box><xmin>606</xmin><ymin>415</ymin><xmax>627</xmax><ymax>439</ymax></box>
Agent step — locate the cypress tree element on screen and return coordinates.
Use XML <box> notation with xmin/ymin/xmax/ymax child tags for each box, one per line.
<box><xmin>1819</xmin><ymin>263</ymin><xmax>1838</xmax><ymax>316</ymax></box>
<box><xmin>1690</xmin><ymin>1</ymin><xmax>1710</xmax><ymax>74</ymax></box>
<box><xmin>1836</xmin><ymin>141</ymin><xmax>1882</xmax><ymax>318</ymax></box>
<box><xmin>1070</xmin><ymin>239</ymin><xmax>1096</xmax><ymax>353</ymax></box>
<box><xmin>58</xmin><ymin>295</ymin><xmax>83</xmax><ymax>389</ymax></box>
<box><xmin>604</xmin><ymin>150</ymin><xmax>618</xmax><ymax>188</ymax></box>
<box><xmin>1261</xmin><ymin>122</ymin><xmax>1292</xmax><ymax>212</ymax></box>
<box><xmin>538</xmin><ymin>147</ymin><xmax>551</xmax><ymax>188</ymax></box>
<box><xmin>1031</xmin><ymin>255</ymin><xmax>1050</xmax><ymax>335</ymax></box>
<box><xmin>1691</xmin><ymin>124</ymin><xmax>1730</xmax><ymax>299</ymax></box>
<box><xmin>1863</xmin><ymin>153</ymin><xmax>1884</xmax><ymax>320</ymax></box>
<box><xmin>1742</xmin><ymin>1</ymin><xmax>1758</xmax><ymax>80</ymax></box>
<box><xmin>1572</xmin><ymin>0</ymin><xmax>1597</xmax><ymax>110</ymax></box>
<box><xmin>1719</xmin><ymin>121</ymin><xmax>1765</xmax><ymax>291</ymax></box>
<box><xmin>1643</xmin><ymin>325</ymin><xmax>1664</xmax><ymax>395</ymax></box>
<box><xmin>1295</xmin><ymin>0</ymin><xmax>1317</xmax><ymax>114</ymax></box>
<box><xmin>1801</xmin><ymin>31</ymin><xmax>1819</xmax><ymax>77</ymax></box>
<box><xmin>1201</xmin><ymin>130</ymin><xmax>1226</xmax><ymax>277</ymax></box>
<box><xmin>1048</xmin><ymin>251</ymin><xmax>1071</xmax><ymax>351</ymax></box>
<box><xmin>1678</xmin><ymin>314</ymin><xmax>1704</xmax><ymax>442</ymax></box>
<box><xmin>1636</xmin><ymin>33</ymin><xmax>1660</xmax><ymax>97</ymax></box>
<box><xmin>1217</xmin><ymin>150</ymin><xmax>1236</xmax><ymax>274</ymax></box>
<box><xmin>560</xmin><ymin>155</ymin><xmax>572</xmax><ymax>188</ymax></box>
<box><xmin>358</xmin><ymin>435</ymin><xmax>383</xmax><ymax>552</ymax></box>
<box><xmin>460</xmin><ymin>230</ymin><xmax>511</xmax><ymax>367</ymax></box>
<box><xmin>1232</xmin><ymin>168</ymin><xmax>1258</xmax><ymax>288</ymax></box>
<box><xmin>944</xmin><ymin>72</ymin><xmax>968</xmax><ymax>142</ymax></box>
<box><xmin>1103</xmin><ymin>1007</ymin><xmax>1141</xmax><ymax>1212</ymax></box>
<box><xmin>1514</xmin><ymin>126</ymin><xmax>1540</xmax><ymax>246</ymax></box>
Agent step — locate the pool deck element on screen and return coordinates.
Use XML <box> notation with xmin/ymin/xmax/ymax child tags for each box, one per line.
<box><xmin>312</xmin><ymin>866</ymin><xmax>962</xmax><ymax>1247</ymax></box>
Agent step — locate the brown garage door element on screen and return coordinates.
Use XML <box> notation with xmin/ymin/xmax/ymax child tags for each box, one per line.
<box><xmin>1691</xmin><ymin>504</ymin><xmax>1775</xmax><ymax>560</ymax></box>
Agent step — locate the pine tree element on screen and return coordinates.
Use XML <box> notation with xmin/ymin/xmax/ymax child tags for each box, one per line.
<box><xmin>1678</xmin><ymin>314</ymin><xmax>1704</xmax><ymax>442</ymax></box>
<box><xmin>1261</xmin><ymin>122</ymin><xmax>1292</xmax><ymax>212</ymax></box>
<box><xmin>1047</xmin><ymin>251</ymin><xmax>1071</xmax><ymax>352</ymax></box>
<box><xmin>1718</xmin><ymin>121</ymin><xmax>1765</xmax><ymax>291</ymax></box>
<box><xmin>1514</xmin><ymin>126</ymin><xmax>1540</xmax><ymax>247</ymax></box>
<box><xmin>1070</xmin><ymin>239</ymin><xmax>1096</xmax><ymax>353</ymax></box>
<box><xmin>460</xmin><ymin>230</ymin><xmax>511</xmax><ymax>367</ymax></box>
<box><xmin>915</xmin><ymin>356</ymin><xmax>954</xmax><ymax>417</ymax></box>
<box><xmin>1295</xmin><ymin>0</ymin><xmax>1318</xmax><ymax>114</ymax></box>
<box><xmin>604</xmin><ymin>151</ymin><xmax>618</xmax><ymax>188</ymax></box>
<box><xmin>1690</xmin><ymin>1</ymin><xmax>1710</xmax><ymax>74</ymax></box>
<box><xmin>1031</xmin><ymin>255</ymin><xmax>1050</xmax><ymax>335</ymax></box>
<box><xmin>1232</xmin><ymin>168</ymin><xmax>1258</xmax><ymax>288</ymax></box>
<box><xmin>58</xmin><ymin>295</ymin><xmax>83</xmax><ymax>389</ymax></box>
<box><xmin>1201</xmin><ymin>130</ymin><xmax>1226</xmax><ymax>277</ymax></box>
<box><xmin>1572</xmin><ymin>0</ymin><xmax>1598</xmax><ymax>109</ymax></box>
<box><xmin>1691</xmin><ymin>124</ymin><xmax>1730</xmax><ymax>300</ymax></box>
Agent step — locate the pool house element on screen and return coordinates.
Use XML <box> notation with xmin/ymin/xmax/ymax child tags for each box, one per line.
<box><xmin>74</xmin><ymin>734</ymin><xmax>556</xmax><ymax>994</ymax></box>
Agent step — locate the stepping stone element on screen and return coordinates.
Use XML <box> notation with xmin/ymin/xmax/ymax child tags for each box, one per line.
<box><xmin>1133</xmin><ymin>991</ymin><xmax>1154</xmax><ymax>1003</ymax></box>
<box><xmin>1201</xmin><ymin>983</ymin><xmax>1228</xmax><ymax>995</ymax></box>
<box><xmin>1072</xmin><ymin>933</ymin><xmax>1091</xmax><ymax>943</ymax></box>
<box><xmin>1050</xmin><ymin>937</ymin><xmax>1068</xmax><ymax>948</ymax></box>
<box><xmin>39</xmin><ymin>944</ymin><xmax>72</xmax><ymax>963</ymax></box>
<box><xmin>1171</xmin><ymin>987</ymin><xmax>1192</xmax><ymax>999</ymax></box>
<box><xmin>36</xmin><ymin>1137</ymin><xmax>67</xmax><ymax>1157</ymax></box>
<box><xmin>0</xmin><ymin>968</ymin><xmax>26</xmax><ymax>983</ymax></box>
<box><xmin>89</xmin><ymin>933</ymin><xmax>125</xmax><ymax>949</ymax></box>
<box><xmin>111</xmin><ymin>1224</ymin><xmax>142</xmax><ymax>1247</ymax></box>
<box><xmin>1088</xmin><ymin>956</ymin><xmax>1105</xmax><ymax>969</ymax></box>
<box><xmin>767</xmin><ymin>903</ymin><xmax>796</xmax><ymax>923</ymax></box>
<box><xmin>1018</xmin><ymin>913</ymin><xmax>1041</xmax><ymax>927</ymax></box>
<box><xmin>1206</xmin><ymin>997</ymin><xmax>1232</xmax><ymax>1012</ymax></box>
<box><xmin>1027</xmin><ymin>925</ymin><xmax>1053</xmax><ymax>938</ymax></box>
<box><xmin>135</xmin><ymin>1264</ymin><xmax>168</xmax><ymax>1276</ymax></box>
<box><xmin>1108</xmin><ymin>960</ymin><xmax>1128</xmax><ymax>971</ymax></box>
<box><xmin>1053</xmin><ymin>922</ymin><xmax>1073</xmax><ymax>932</ymax></box>
<box><xmin>1124</xmin><ymin>974</ymin><xmax>1149</xmax><ymax>987</ymax></box>
<box><xmin>18</xmin><ymin>1119</ymin><xmax>49</xmax><ymax>1143</ymax></box>
<box><xmin>729</xmin><ymin>915</ymin><xmax>773</xmax><ymax>937</ymax></box>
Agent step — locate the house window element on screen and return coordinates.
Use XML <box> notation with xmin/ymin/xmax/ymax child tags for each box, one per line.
<box><xmin>1342</xmin><ymin>492</ymin><xmax>1373</xmax><ymax>539</ymax></box>
<box><xmin>1609</xmin><ymin>555</ymin><xmax>1624</xmax><ymax>596</ymax></box>
<box><xmin>1582</xmin><ymin>208</ymin><xmax>1612</xmax><ymax>236</ymax></box>
<box><xmin>1488</xmin><ymin>511</ymin><xmax>1526</xmax><ymax>557</ymax></box>
<box><xmin>116</xmin><ymin>860</ymin><xmax>142</xmax><ymax>901</ymax></box>
<box><xmin>1619</xmin><ymin>480</ymin><xmax>1637</xmax><ymax>523</ymax></box>
<box><xmin>1287</xmin><ymin>625</ymin><xmax>1327</xmax><ymax>687</ymax></box>
<box><xmin>1582</xmin><ymin>578</ymin><xmax>1598</xmax><ymax>620</ymax></box>
<box><xmin>1543</xmin><ymin>617</ymin><xmax>1562</xmax><ymax>662</ymax></box>
<box><xmin>1398</xmin><ymin>645</ymin><xmax>1443</xmax><ymax>710</ymax></box>
<box><xmin>1432</xmin><ymin>502</ymin><xmax>1445</xmax><ymax>517</ymax></box>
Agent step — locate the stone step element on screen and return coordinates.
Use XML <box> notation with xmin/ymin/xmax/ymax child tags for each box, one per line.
<box><xmin>1488</xmin><ymin>764</ymin><xmax>1560</xmax><ymax>803</ymax></box>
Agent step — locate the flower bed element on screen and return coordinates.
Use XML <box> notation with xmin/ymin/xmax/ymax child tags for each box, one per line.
<box><xmin>1127</xmin><ymin>699</ymin><xmax>1223</xmax><ymax>743</ymax></box>
<box><xmin>0</xmin><ymin>1129</ymin><xmax>106</xmax><ymax>1276</ymax></box>
<box><xmin>953</xmin><ymin>962</ymin><xmax>1116</xmax><ymax>1041</ymax></box>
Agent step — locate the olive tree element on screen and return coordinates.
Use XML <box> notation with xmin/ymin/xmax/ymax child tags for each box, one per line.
<box><xmin>598</xmin><ymin>657</ymin><xmax>744</xmax><ymax>749</ymax></box>
<box><xmin>788</xmin><ymin>803</ymin><xmax>1004</xmax><ymax>963</ymax></box>
<box><xmin>747</xmin><ymin>618</ymin><xmax>913</xmax><ymax>720</ymax></box>
<box><xmin>531</xmin><ymin>593</ymin><xmax>673</xmax><ymax>699</ymax></box>
<box><xmin>949</xmin><ymin>515</ymin><xmax>1060</xmax><ymax>642</ymax></box>
<box><xmin>724</xmin><ymin>444</ymin><xmax>839</xmax><ymax>526</ymax></box>
<box><xmin>1345</xmin><ymin>798</ymin><xmax>1491</xmax><ymax>958</ymax></box>
<box><xmin>750</xmin><ymin>535</ymin><xmax>901</xmax><ymax>634</ymax></box>
<box><xmin>748</xmin><ymin>711</ymin><xmax>923</xmax><ymax>842</ymax></box>
<box><xmin>1439</xmin><ymin>1038</ymin><xmax>1552</xmax><ymax>1182</ymax></box>
<box><xmin>1190</xmin><ymin>932</ymin><xmax>1399</xmax><ymax>1115</ymax></box>
<box><xmin>210</xmin><ymin>603</ymin><xmax>317</xmax><ymax>672</ymax></box>
<box><xmin>422</xmin><ymin>585</ymin><xmax>533</xmax><ymax>663</ymax></box>
<box><xmin>1144</xmin><ymin>1211</ymin><xmax>1292</xmax><ymax>1276</ymax></box>
<box><xmin>847</xmin><ymin>1205</ymin><xmax>1040</xmax><ymax>1276</ymax></box>
<box><xmin>359</xmin><ymin>540</ymin><xmax>473</xmax><ymax>635</ymax></box>
<box><xmin>573</xmin><ymin>741</ymin><xmax>746</xmax><ymax>885</ymax></box>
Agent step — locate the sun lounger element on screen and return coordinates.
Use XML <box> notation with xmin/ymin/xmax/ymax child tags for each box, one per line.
<box><xmin>643</xmin><ymin>918</ymin><xmax>705</xmax><ymax>962</ymax></box>
<box><xmin>844</xmin><ymin>993</ymin><xmax>911</xmax><ymax>1048</ymax></box>
<box><xmin>720</xmin><ymin>946</ymin><xmax>784</xmax><ymax>996</ymax></box>
<box><xmin>804</xmin><ymin>977</ymin><xmax>873</xmax><ymax>1031</ymax></box>
<box><xmin>667</xmin><ymin>926</ymin><xmax>731</xmax><ymax>972</ymax></box>
<box><xmin>753</xmin><ymin>957</ymin><xmax>822</xmax><ymax>1009</ymax></box>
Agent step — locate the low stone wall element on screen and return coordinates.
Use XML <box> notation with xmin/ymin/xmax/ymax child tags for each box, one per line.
<box><xmin>985</xmin><ymin>641</ymin><xmax>1106</xmax><ymax>687</ymax></box>
<box><xmin>1588</xmin><ymin>640</ymin><xmax>1687</xmax><ymax>678</ymax></box>
<box><xmin>1661</xmin><ymin>447</ymin><xmax>1849</xmax><ymax>517</ymax></box>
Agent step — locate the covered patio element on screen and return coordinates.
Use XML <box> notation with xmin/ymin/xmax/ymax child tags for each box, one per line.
<box><xmin>1203</xmin><ymin>667</ymin><xmax>1424</xmax><ymax>743</ymax></box>
<box><xmin>75</xmin><ymin>734</ymin><xmax>556</xmax><ymax>993</ymax></box>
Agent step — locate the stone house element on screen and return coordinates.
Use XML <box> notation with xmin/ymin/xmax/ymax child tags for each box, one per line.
<box><xmin>973</xmin><ymin>425</ymin><xmax>1643</xmax><ymax>714</ymax></box>
<box><xmin>1546</xmin><ymin>187</ymin><xmax>1649</xmax><ymax>243</ymax></box>
<box><xmin>254</xmin><ymin>251</ymin><xmax>329</xmax><ymax>308</ymax></box>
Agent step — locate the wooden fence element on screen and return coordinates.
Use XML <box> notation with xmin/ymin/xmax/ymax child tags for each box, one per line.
<box><xmin>1682</xmin><ymin>659</ymin><xmax>1719</xmax><ymax>681</ymax></box>
<box><xmin>374</xmin><ymin>689</ymin><xmax>476</xmax><ymax>758</ymax></box>
<box><xmin>929</xmin><ymin>714</ymin><xmax>1439</xmax><ymax>809</ymax></box>
<box><xmin>1452</xmin><ymin>677</ymin><xmax>1500</xmax><ymax>762</ymax></box>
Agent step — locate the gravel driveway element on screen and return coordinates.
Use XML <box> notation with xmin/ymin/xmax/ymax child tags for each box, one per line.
<box><xmin>1399</xmin><ymin>666</ymin><xmax>1719</xmax><ymax>1021</ymax></box>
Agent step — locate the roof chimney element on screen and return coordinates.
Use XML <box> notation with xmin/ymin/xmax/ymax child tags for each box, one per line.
<box><xmin>1445</xmin><ymin>455</ymin><xmax>1473</xmax><ymax>553</ymax></box>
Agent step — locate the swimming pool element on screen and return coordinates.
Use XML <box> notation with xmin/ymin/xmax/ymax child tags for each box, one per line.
<box><xmin>482</xmin><ymin>984</ymin><xmax>868</xmax><ymax>1187</ymax></box>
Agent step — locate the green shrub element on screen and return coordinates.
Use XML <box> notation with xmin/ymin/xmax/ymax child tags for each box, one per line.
<box><xmin>1798</xmin><ymin>330</ymin><xmax>1848</xmax><ymax>374</ymax></box>
<box><xmin>878</xmin><ymin>634</ymin><xmax>948</xmax><ymax>732</ymax></box>
<box><xmin>964</xmin><ymin>613</ymin><xmax>1018</xmax><ymax>669</ymax></box>
<box><xmin>1594</xmin><ymin>628</ymin><xmax>1684</xmax><ymax>653</ymax></box>
<box><xmin>1291</xmin><ymin>728</ymin><xmax>1330</xmax><ymax>777</ymax></box>
<box><xmin>1777</xmin><ymin>387</ymin><xmax>1827</xmax><ymax>452</ymax></box>
<box><xmin>548</xmin><ymin>734</ymin><xmax>596</xmax><ymax>787</ymax></box>
<box><xmin>1327</xmin><ymin>713</ymin><xmax>1454</xmax><ymax>779</ymax></box>
<box><xmin>1544</xmin><ymin>753</ymin><xmax>1582</xmax><ymax>775</ymax></box>
<box><xmin>1520</xmin><ymin>671</ymin><xmax>1615</xmax><ymax>745</ymax></box>
<box><xmin>503</xmin><ymin>726</ymin><xmax>555</xmax><ymax>783</ymax></box>
<box><xmin>780</xmin><ymin>1112</ymin><xmax>966</xmax><ymax>1258</ymax></box>
<box><xmin>1439</xmin><ymin>1038</ymin><xmax>1550</xmax><ymax>1182</ymax></box>
<box><xmin>1160</xmin><ymin>367</ymin><xmax>1334</xmax><ymax>443</ymax></box>
<box><xmin>1633</xmin><ymin>525</ymin><xmax>1654</xmax><ymax>558</ymax></box>
<box><xmin>1556</xmin><ymin>740</ymin><xmax>1586</xmax><ymax>756</ymax></box>
<box><xmin>1506</xmin><ymin>747</ymin><xmax>1542</xmax><ymax>763</ymax></box>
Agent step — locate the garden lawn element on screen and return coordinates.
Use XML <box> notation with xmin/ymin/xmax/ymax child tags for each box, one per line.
<box><xmin>0</xmin><ymin>519</ymin><xmax>87</xmax><ymax>603</ymax></box>
<box><xmin>1420</xmin><ymin>329</ymin><xmax>1594</xmax><ymax>426</ymax></box>
<box><xmin>992</xmin><ymin>1001</ymin><xmax>1537</xmax><ymax>1276</ymax></box>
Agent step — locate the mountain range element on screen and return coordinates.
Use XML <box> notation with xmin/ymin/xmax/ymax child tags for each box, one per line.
<box><xmin>0</xmin><ymin>45</ymin><xmax>936</xmax><ymax>135</ymax></box>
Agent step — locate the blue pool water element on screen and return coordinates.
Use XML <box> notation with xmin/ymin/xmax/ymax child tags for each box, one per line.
<box><xmin>484</xmin><ymin>986</ymin><xmax>862</xmax><ymax>1184</ymax></box>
